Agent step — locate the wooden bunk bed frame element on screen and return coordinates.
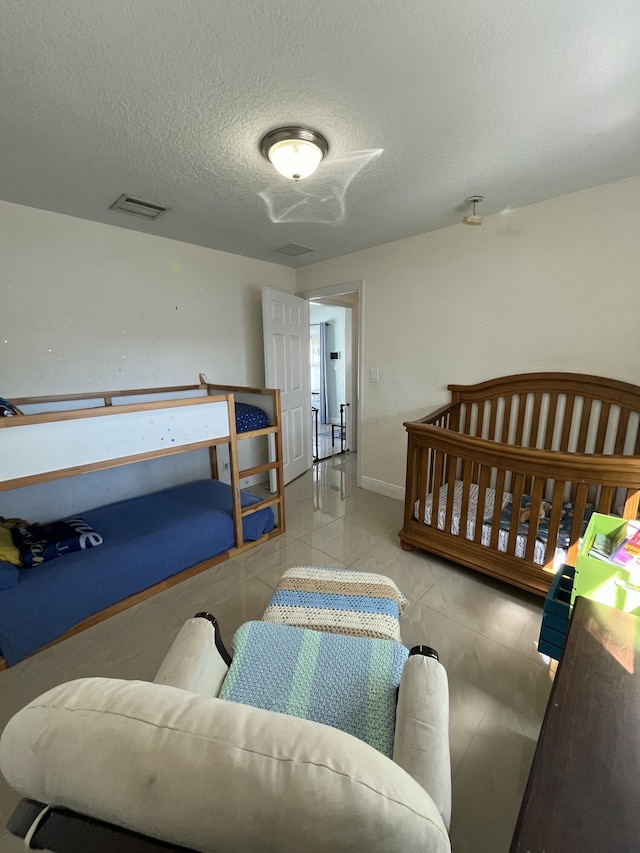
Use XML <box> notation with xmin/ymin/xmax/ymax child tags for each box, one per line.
<box><xmin>0</xmin><ymin>378</ymin><xmax>285</xmax><ymax>670</ymax></box>
<box><xmin>399</xmin><ymin>373</ymin><xmax>640</xmax><ymax>597</ymax></box>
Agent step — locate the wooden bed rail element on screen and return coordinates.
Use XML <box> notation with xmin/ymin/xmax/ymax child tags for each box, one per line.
<box><xmin>10</xmin><ymin>383</ymin><xmax>204</xmax><ymax>408</ymax></box>
<box><xmin>402</xmin><ymin>424</ymin><xmax>640</xmax><ymax>596</ymax></box>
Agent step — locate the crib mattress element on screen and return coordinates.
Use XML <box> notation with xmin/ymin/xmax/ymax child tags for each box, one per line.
<box><xmin>0</xmin><ymin>479</ymin><xmax>274</xmax><ymax>665</ymax></box>
<box><xmin>414</xmin><ymin>481</ymin><xmax>572</xmax><ymax>566</ymax></box>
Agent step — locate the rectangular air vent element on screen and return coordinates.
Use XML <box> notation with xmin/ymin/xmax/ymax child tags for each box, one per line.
<box><xmin>273</xmin><ymin>242</ymin><xmax>316</xmax><ymax>257</ymax></box>
<box><xmin>109</xmin><ymin>194</ymin><xmax>170</xmax><ymax>221</ymax></box>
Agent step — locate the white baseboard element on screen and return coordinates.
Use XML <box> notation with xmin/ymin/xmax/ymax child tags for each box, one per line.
<box><xmin>360</xmin><ymin>476</ymin><xmax>404</xmax><ymax>502</ymax></box>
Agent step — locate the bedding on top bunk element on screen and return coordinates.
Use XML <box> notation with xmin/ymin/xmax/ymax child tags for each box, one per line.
<box><xmin>0</xmin><ymin>479</ymin><xmax>274</xmax><ymax>666</ymax></box>
<box><xmin>415</xmin><ymin>481</ymin><xmax>594</xmax><ymax>566</ymax></box>
<box><xmin>235</xmin><ymin>402</ymin><xmax>270</xmax><ymax>433</ymax></box>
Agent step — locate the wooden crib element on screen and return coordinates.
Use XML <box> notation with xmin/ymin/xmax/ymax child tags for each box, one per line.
<box><xmin>399</xmin><ymin>373</ymin><xmax>640</xmax><ymax>597</ymax></box>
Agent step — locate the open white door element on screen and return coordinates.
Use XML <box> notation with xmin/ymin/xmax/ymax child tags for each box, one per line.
<box><xmin>262</xmin><ymin>287</ymin><xmax>311</xmax><ymax>486</ymax></box>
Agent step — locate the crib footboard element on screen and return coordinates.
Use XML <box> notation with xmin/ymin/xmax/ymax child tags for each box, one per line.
<box><xmin>399</xmin><ymin>422</ymin><xmax>640</xmax><ymax>597</ymax></box>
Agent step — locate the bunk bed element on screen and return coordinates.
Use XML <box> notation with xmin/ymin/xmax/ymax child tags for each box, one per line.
<box><xmin>399</xmin><ymin>373</ymin><xmax>640</xmax><ymax>597</ymax></box>
<box><xmin>0</xmin><ymin>378</ymin><xmax>285</xmax><ymax>668</ymax></box>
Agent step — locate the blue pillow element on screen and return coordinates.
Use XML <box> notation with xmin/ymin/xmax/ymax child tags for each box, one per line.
<box><xmin>0</xmin><ymin>561</ymin><xmax>19</xmax><ymax>589</ymax></box>
<box><xmin>11</xmin><ymin>517</ymin><xmax>104</xmax><ymax>567</ymax></box>
<box><xmin>0</xmin><ymin>396</ymin><xmax>22</xmax><ymax>416</ymax></box>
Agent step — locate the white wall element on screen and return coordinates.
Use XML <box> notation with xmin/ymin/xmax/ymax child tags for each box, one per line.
<box><xmin>0</xmin><ymin>200</ymin><xmax>294</xmax><ymax>519</ymax></box>
<box><xmin>296</xmin><ymin>176</ymin><xmax>640</xmax><ymax>498</ymax></box>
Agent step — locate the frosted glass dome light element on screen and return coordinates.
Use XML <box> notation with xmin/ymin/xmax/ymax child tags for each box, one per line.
<box><xmin>261</xmin><ymin>127</ymin><xmax>329</xmax><ymax>181</ymax></box>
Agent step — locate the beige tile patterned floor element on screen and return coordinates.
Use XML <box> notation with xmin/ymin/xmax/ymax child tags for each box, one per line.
<box><xmin>0</xmin><ymin>453</ymin><xmax>552</xmax><ymax>852</ymax></box>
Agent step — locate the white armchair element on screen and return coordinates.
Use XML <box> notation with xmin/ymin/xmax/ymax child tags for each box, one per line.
<box><xmin>1</xmin><ymin>614</ymin><xmax>451</xmax><ymax>853</ymax></box>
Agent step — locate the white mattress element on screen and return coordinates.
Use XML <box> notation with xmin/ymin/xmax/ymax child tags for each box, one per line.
<box><xmin>415</xmin><ymin>481</ymin><xmax>563</xmax><ymax>567</ymax></box>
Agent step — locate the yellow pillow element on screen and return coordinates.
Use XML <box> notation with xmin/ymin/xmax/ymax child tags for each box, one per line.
<box><xmin>0</xmin><ymin>527</ymin><xmax>22</xmax><ymax>566</ymax></box>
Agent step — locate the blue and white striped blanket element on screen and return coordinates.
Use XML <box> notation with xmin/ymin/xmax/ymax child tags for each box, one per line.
<box><xmin>262</xmin><ymin>567</ymin><xmax>406</xmax><ymax>642</ymax></box>
<box><xmin>219</xmin><ymin>621</ymin><xmax>408</xmax><ymax>757</ymax></box>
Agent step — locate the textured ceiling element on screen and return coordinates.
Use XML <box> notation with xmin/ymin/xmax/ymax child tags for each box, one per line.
<box><xmin>1</xmin><ymin>0</ymin><xmax>639</xmax><ymax>267</ymax></box>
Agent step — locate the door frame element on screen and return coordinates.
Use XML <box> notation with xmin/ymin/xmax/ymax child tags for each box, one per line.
<box><xmin>298</xmin><ymin>280</ymin><xmax>364</xmax><ymax>488</ymax></box>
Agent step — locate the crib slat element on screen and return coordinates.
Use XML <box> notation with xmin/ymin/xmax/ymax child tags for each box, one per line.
<box><xmin>501</xmin><ymin>396</ymin><xmax>513</xmax><ymax>444</ymax></box>
<box><xmin>458</xmin><ymin>403</ymin><xmax>468</xmax><ymax>436</ymax></box>
<box><xmin>576</xmin><ymin>398</ymin><xmax>593</xmax><ymax>453</ymax></box>
<box><xmin>597</xmin><ymin>486</ymin><xmax>614</xmax><ymax>515</ymax></box>
<box><xmin>614</xmin><ymin>408</ymin><xmax>630</xmax><ymax>455</ymax></box>
<box><xmin>449</xmin><ymin>404</ymin><xmax>461</xmax><ymax>433</ymax></box>
<box><xmin>469</xmin><ymin>405</ymin><xmax>481</xmax><ymax>479</ymax></box>
<box><xmin>566</xmin><ymin>483</ymin><xmax>590</xmax><ymax>568</ymax></box>
<box><xmin>487</xmin><ymin>399</ymin><xmax>498</xmax><ymax>442</ymax></box>
<box><xmin>444</xmin><ymin>454</ymin><xmax>458</xmax><ymax>534</ymax></box>
<box><xmin>523</xmin><ymin>393</ymin><xmax>543</xmax><ymax>494</ymax></box>
<box><xmin>431</xmin><ymin>451</ymin><xmax>444</xmax><ymax>528</ymax></box>
<box><xmin>507</xmin><ymin>473</ymin><xmax>525</xmax><ymax>556</ymax></box>
<box><xmin>623</xmin><ymin>489</ymin><xmax>640</xmax><ymax>520</ymax></box>
<box><xmin>416</xmin><ymin>444</ymin><xmax>430</xmax><ymax>528</ymax></box>
<box><xmin>544</xmin><ymin>394</ymin><xmax>558</xmax><ymax>450</ymax></box>
<box><xmin>559</xmin><ymin>395</ymin><xmax>575</xmax><ymax>451</ymax></box>
<box><xmin>490</xmin><ymin>468</ymin><xmax>507</xmax><ymax>551</ymax></box>
<box><xmin>529</xmin><ymin>393</ymin><xmax>542</xmax><ymax>448</ymax></box>
<box><xmin>514</xmin><ymin>395</ymin><xmax>527</xmax><ymax>447</ymax></box>
<box><xmin>544</xmin><ymin>480</ymin><xmax>567</xmax><ymax>567</ymax></box>
<box><xmin>569</xmin><ymin>483</ymin><xmax>589</xmax><ymax>544</ymax></box>
<box><xmin>405</xmin><ymin>433</ymin><xmax>420</xmax><ymax>530</ymax></box>
<box><xmin>524</xmin><ymin>478</ymin><xmax>546</xmax><ymax>563</ymax></box>
<box><xmin>594</xmin><ymin>402</ymin><xmax>610</xmax><ymax>455</ymax></box>
<box><xmin>475</xmin><ymin>465</ymin><xmax>490</xmax><ymax>544</ymax></box>
<box><xmin>460</xmin><ymin>459</ymin><xmax>473</xmax><ymax>539</ymax></box>
<box><xmin>502</xmin><ymin>402</ymin><xmax>515</xmax><ymax>496</ymax></box>
<box><xmin>477</xmin><ymin>401</ymin><xmax>487</xmax><ymax>439</ymax></box>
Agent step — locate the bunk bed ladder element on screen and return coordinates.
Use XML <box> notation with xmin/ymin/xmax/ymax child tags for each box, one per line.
<box><xmin>224</xmin><ymin>390</ymin><xmax>286</xmax><ymax>549</ymax></box>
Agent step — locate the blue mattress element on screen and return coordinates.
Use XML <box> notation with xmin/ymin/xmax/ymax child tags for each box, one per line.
<box><xmin>0</xmin><ymin>479</ymin><xmax>274</xmax><ymax>665</ymax></box>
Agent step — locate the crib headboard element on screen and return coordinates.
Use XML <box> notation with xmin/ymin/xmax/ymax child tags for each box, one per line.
<box><xmin>442</xmin><ymin>372</ymin><xmax>640</xmax><ymax>458</ymax></box>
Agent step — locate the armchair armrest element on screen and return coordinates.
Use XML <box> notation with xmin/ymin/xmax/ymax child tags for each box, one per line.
<box><xmin>0</xmin><ymin>677</ymin><xmax>452</xmax><ymax>852</ymax></box>
<box><xmin>153</xmin><ymin>614</ymin><xmax>230</xmax><ymax>698</ymax></box>
<box><xmin>393</xmin><ymin>648</ymin><xmax>451</xmax><ymax>831</ymax></box>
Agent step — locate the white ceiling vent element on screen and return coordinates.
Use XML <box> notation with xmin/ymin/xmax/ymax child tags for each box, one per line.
<box><xmin>109</xmin><ymin>194</ymin><xmax>170</xmax><ymax>221</ymax></box>
<box><xmin>273</xmin><ymin>242</ymin><xmax>316</xmax><ymax>257</ymax></box>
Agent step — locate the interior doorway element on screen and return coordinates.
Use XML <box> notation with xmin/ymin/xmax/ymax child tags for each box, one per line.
<box><xmin>303</xmin><ymin>282</ymin><xmax>362</xmax><ymax>477</ymax></box>
<box><xmin>310</xmin><ymin>303</ymin><xmax>349</xmax><ymax>461</ymax></box>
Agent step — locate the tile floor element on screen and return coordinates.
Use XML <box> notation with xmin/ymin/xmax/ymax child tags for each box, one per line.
<box><xmin>313</xmin><ymin>422</ymin><xmax>348</xmax><ymax>462</ymax></box>
<box><xmin>0</xmin><ymin>453</ymin><xmax>552</xmax><ymax>852</ymax></box>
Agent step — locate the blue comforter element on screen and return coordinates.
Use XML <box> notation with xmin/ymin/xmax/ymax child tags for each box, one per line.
<box><xmin>0</xmin><ymin>479</ymin><xmax>274</xmax><ymax>665</ymax></box>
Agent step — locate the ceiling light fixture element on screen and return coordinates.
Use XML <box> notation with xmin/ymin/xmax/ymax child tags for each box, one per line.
<box><xmin>463</xmin><ymin>195</ymin><xmax>484</xmax><ymax>226</ymax></box>
<box><xmin>260</xmin><ymin>126</ymin><xmax>329</xmax><ymax>181</ymax></box>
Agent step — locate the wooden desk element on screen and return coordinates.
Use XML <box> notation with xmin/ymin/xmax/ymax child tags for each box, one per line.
<box><xmin>510</xmin><ymin>596</ymin><xmax>640</xmax><ymax>853</ymax></box>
